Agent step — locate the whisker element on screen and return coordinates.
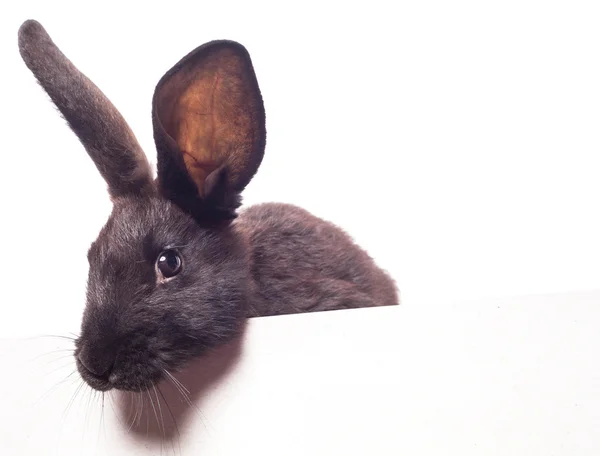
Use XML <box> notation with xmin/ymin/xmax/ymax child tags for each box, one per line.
<box><xmin>26</xmin><ymin>348</ymin><xmax>74</xmax><ymax>364</ymax></box>
<box><xmin>27</xmin><ymin>334</ymin><xmax>77</xmax><ymax>342</ymax></box>
<box><xmin>126</xmin><ymin>392</ymin><xmax>137</xmax><ymax>432</ymax></box>
<box><xmin>163</xmin><ymin>370</ymin><xmax>213</xmax><ymax>437</ymax></box>
<box><xmin>60</xmin><ymin>380</ymin><xmax>85</xmax><ymax>433</ymax></box>
<box><xmin>158</xmin><ymin>385</ymin><xmax>182</xmax><ymax>456</ymax></box>
<box><xmin>42</xmin><ymin>353</ymin><xmax>76</xmax><ymax>367</ymax></box>
<box><xmin>163</xmin><ymin>370</ymin><xmax>192</xmax><ymax>407</ymax></box>
<box><xmin>63</xmin><ymin>381</ymin><xmax>84</xmax><ymax>415</ymax></box>
<box><xmin>170</xmin><ymin>243</ymin><xmax>191</xmax><ymax>250</ymax></box>
<box><xmin>164</xmin><ymin>370</ymin><xmax>190</xmax><ymax>396</ymax></box>
<box><xmin>33</xmin><ymin>369</ymin><xmax>77</xmax><ymax>405</ymax></box>
<box><xmin>43</xmin><ymin>360</ymin><xmax>77</xmax><ymax>378</ymax></box>
<box><xmin>97</xmin><ymin>391</ymin><xmax>104</xmax><ymax>447</ymax></box>
<box><xmin>138</xmin><ymin>391</ymin><xmax>145</xmax><ymax>430</ymax></box>
<box><xmin>146</xmin><ymin>390</ymin><xmax>162</xmax><ymax>452</ymax></box>
<box><xmin>152</xmin><ymin>384</ymin><xmax>167</xmax><ymax>440</ymax></box>
<box><xmin>107</xmin><ymin>391</ymin><xmax>126</xmax><ymax>430</ymax></box>
<box><xmin>144</xmin><ymin>392</ymin><xmax>149</xmax><ymax>437</ymax></box>
<box><xmin>101</xmin><ymin>391</ymin><xmax>107</xmax><ymax>442</ymax></box>
<box><xmin>82</xmin><ymin>385</ymin><xmax>94</xmax><ymax>444</ymax></box>
<box><xmin>56</xmin><ymin>379</ymin><xmax>83</xmax><ymax>451</ymax></box>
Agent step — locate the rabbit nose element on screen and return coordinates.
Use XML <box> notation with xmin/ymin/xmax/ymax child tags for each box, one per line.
<box><xmin>77</xmin><ymin>346</ymin><xmax>115</xmax><ymax>380</ymax></box>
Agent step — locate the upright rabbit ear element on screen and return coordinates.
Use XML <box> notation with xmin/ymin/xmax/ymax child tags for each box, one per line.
<box><xmin>152</xmin><ymin>40</ymin><xmax>266</xmax><ymax>223</ymax></box>
<box><xmin>18</xmin><ymin>20</ymin><xmax>155</xmax><ymax>199</ymax></box>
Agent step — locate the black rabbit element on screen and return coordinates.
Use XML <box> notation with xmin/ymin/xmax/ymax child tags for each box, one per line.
<box><xmin>18</xmin><ymin>19</ymin><xmax>398</xmax><ymax>392</ymax></box>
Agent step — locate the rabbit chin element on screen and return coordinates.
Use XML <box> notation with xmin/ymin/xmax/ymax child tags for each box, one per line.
<box><xmin>75</xmin><ymin>357</ymin><xmax>164</xmax><ymax>392</ymax></box>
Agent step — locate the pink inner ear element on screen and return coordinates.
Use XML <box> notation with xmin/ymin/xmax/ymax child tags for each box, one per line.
<box><xmin>181</xmin><ymin>149</ymin><xmax>221</xmax><ymax>196</ymax></box>
<box><xmin>154</xmin><ymin>41</ymin><xmax>266</xmax><ymax>197</ymax></box>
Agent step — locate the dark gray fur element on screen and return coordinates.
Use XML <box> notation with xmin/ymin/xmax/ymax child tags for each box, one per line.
<box><xmin>18</xmin><ymin>20</ymin><xmax>398</xmax><ymax>392</ymax></box>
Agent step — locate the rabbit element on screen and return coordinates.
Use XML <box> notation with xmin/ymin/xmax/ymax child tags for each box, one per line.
<box><xmin>17</xmin><ymin>19</ymin><xmax>398</xmax><ymax>392</ymax></box>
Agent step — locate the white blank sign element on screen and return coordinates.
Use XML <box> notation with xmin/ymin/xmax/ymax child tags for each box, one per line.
<box><xmin>1</xmin><ymin>290</ymin><xmax>599</xmax><ymax>455</ymax></box>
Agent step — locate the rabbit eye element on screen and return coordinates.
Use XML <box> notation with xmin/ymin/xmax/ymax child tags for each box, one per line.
<box><xmin>156</xmin><ymin>249</ymin><xmax>182</xmax><ymax>279</ymax></box>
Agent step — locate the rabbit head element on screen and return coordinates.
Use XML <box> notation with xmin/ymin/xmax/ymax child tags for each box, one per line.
<box><xmin>18</xmin><ymin>20</ymin><xmax>265</xmax><ymax>391</ymax></box>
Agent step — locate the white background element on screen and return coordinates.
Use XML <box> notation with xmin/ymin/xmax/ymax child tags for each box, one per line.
<box><xmin>2</xmin><ymin>293</ymin><xmax>600</xmax><ymax>455</ymax></box>
<box><xmin>2</xmin><ymin>0</ymin><xmax>600</xmax><ymax>338</ymax></box>
<box><xmin>2</xmin><ymin>3</ymin><xmax>600</xmax><ymax>455</ymax></box>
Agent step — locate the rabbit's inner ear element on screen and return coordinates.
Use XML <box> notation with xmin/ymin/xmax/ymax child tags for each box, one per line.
<box><xmin>160</xmin><ymin>69</ymin><xmax>229</xmax><ymax>197</ymax></box>
<box><xmin>153</xmin><ymin>42</ymin><xmax>265</xmax><ymax>199</ymax></box>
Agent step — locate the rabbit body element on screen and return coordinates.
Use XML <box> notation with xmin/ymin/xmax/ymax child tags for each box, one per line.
<box><xmin>237</xmin><ymin>203</ymin><xmax>397</xmax><ymax>317</ymax></box>
<box><xmin>18</xmin><ymin>19</ymin><xmax>398</xmax><ymax>392</ymax></box>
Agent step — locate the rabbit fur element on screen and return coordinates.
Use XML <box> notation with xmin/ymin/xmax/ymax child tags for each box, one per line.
<box><xmin>18</xmin><ymin>20</ymin><xmax>398</xmax><ymax>391</ymax></box>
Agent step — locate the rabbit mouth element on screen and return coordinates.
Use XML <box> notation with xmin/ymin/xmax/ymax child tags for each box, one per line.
<box><xmin>75</xmin><ymin>356</ymin><xmax>163</xmax><ymax>392</ymax></box>
<box><xmin>75</xmin><ymin>356</ymin><xmax>113</xmax><ymax>391</ymax></box>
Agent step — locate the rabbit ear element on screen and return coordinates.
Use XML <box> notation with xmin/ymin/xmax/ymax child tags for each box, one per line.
<box><xmin>18</xmin><ymin>20</ymin><xmax>155</xmax><ymax>199</ymax></box>
<box><xmin>152</xmin><ymin>40</ymin><xmax>266</xmax><ymax>222</ymax></box>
